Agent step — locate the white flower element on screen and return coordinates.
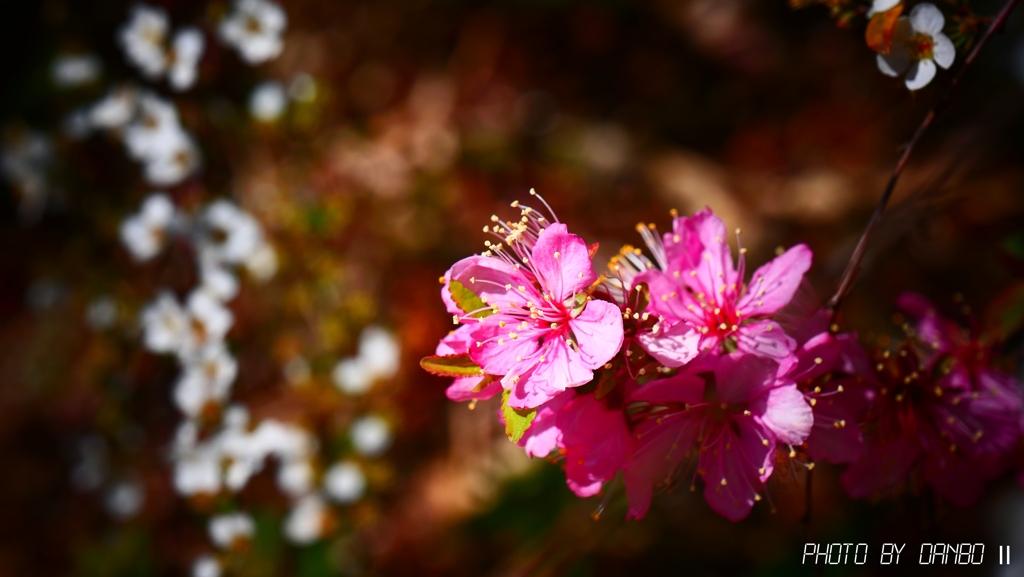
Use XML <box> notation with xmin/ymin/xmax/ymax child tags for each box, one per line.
<box><xmin>120</xmin><ymin>4</ymin><xmax>170</xmax><ymax>79</ymax></box>
<box><xmin>90</xmin><ymin>85</ymin><xmax>138</xmax><ymax>130</ymax></box>
<box><xmin>249</xmin><ymin>81</ymin><xmax>287</xmax><ymax>122</ymax></box>
<box><xmin>192</xmin><ymin>555</ymin><xmax>221</xmax><ymax>577</ymax></box>
<box><xmin>140</xmin><ymin>291</ymin><xmax>189</xmax><ymax>353</ymax></box>
<box><xmin>332</xmin><ymin>358</ymin><xmax>373</xmax><ymax>395</ymax></box>
<box><xmin>199</xmin><ymin>257</ymin><xmax>240</xmax><ymax>302</ymax></box>
<box><xmin>868</xmin><ymin>0</ymin><xmax>901</xmax><ymax>17</ymax></box>
<box><xmin>219</xmin><ymin>0</ymin><xmax>287</xmax><ymax>65</ymax></box>
<box><xmin>143</xmin><ymin>133</ymin><xmax>200</xmax><ymax>186</ymax></box>
<box><xmin>278</xmin><ymin>459</ymin><xmax>315</xmax><ymax>497</ymax></box>
<box><xmin>243</xmin><ymin>242</ymin><xmax>278</xmax><ymax>281</ymax></box>
<box><xmin>876</xmin><ymin>3</ymin><xmax>955</xmax><ymax>91</ymax></box>
<box><xmin>168</xmin><ymin>28</ymin><xmax>205</xmax><ymax>91</ymax></box>
<box><xmin>52</xmin><ymin>54</ymin><xmax>101</xmax><ymax>88</ymax></box>
<box><xmin>283</xmin><ymin>494</ymin><xmax>327</xmax><ymax>545</ymax></box>
<box><xmin>358</xmin><ymin>326</ymin><xmax>400</xmax><ymax>380</ymax></box>
<box><xmin>1</xmin><ymin>130</ymin><xmax>52</xmax><ymax>223</ymax></box>
<box><xmin>198</xmin><ymin>200</ymin><xmax>263</xmax><ymax>265</ymax></box>
<box><xmin>121</xmin><ymin>192</ymin><xmax>177</xmax><ymax>261</ymax></box>
<box><xmin>180</xmin><ymin>290</ymin><xmax>234</xmax><ymax>355</ymax></box>
<box><xmin>323</xmin><ymin>461</ymin><xmax>366</xmax><ymax>504</ymax></box>
<box><xmin>350</xmin><ymin>415</ymin><xmax>392</xmax><ymax>457</ymax></box>
<box><xmin>124</xmin><ymin>93</ymin><xmax>183</xmax><ymax>161</ymax></box>
<box><xmin>172</xmin><ymin>422</ymin><xmax>224</xmax><ymax>496</ymax></box>
<box><xmin>209</xmin><ymin>512</ymin><xmax>255</xmax><ymax>549</ymax></box>
<box><xmin>105</xmin><ymin>478</ymin><xmax>145</xmax><ymax>520</ymax></box>
<box><xmin>174</xmin><ymin>344</ymin><xmax>237</xmax><ymax>418</ymax></box>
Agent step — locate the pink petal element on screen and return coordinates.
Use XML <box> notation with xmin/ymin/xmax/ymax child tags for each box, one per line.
<box><xmin>700</xmin><ymin>416</ymin><xmax>773</xmax><ymax>521</ymax></box>
<box><xmin>806</xmin><ymin>400</ymin><xmax>864</xmax><ymax>464</ymax></box>
<box><xmin>923</xmin><ymin>454</ymin><xmax>986</xmax><ymax>507</ymax></box>
<box><xmin>661</xmin><ymin>213</ymin><xmax>704</xmax><ymax>274</ymax></box>
<box><xmin>735</xmin><ymin>319</ymin><xmax>796</xmax><ymax>360</ymax></box>
<box><xmin>517</xmin><ymin>391</ymin><xmax>571</xmax><ymax>458</ymax></box>
<box><xmin>569</xmin><ymin>299</ymin><xmax>624</xmax><ymax>370</ymax></box>
<box><xmin>506</xmin><ymin>338</ymin><xmax>594</xmax><ymax>409</ymax></box>
<box><xmin>687</xmin><ymin>210</ymin><xmax>740</xmax><ymax>302</ymax></box>
<box><xmin>560</xmin><ymin>395</ymin><xmax>632</xmax><ymax>496</ymax></box>
<box><xmin>624</xmin><ymin>409</ymin><xmax>703</xmax><ymax>520</ymax></box>
<box><xmin>760</xmin><ymin>384</ymin><xmax>813</xmax><ymax>445</ymax></box>
<box><xmin>786</xmin><ymin>332</ymin><xmax>841</xmax><ymax>383</ymax></box>
<box><xmin>444</xmin><ymin>255</ymin><xmax>536</xmax><ymax>317</ymax></box>
<box><xmin>468</xmin><ymin>318</ymin><xmax>543</xmax><ymax>376</ymax></box>
<box><xmin>636</xmin><ymin>322</ymin><xmax>702</xmax><ymax>368</ymax></box>
<box><xmin>736</xmin><ymin>244</ymin><xmax>812</xmax><ymax>317</ymax></box>
<box><xmin>713</xmin><ymin>353</ymin><xmax>779</xmax><ymax>406</ymax></box>
<box><xmin>628</xmin><ymin>371</ymin><xmax>705</xmax><ymax>405</ymax></box>
<box><xmin>636</xmin><ymin>270</ymin><xmax>703</xmax><ymax>325</ymax></box>
<box><xmin>445</xmin><ymin>377</ymin><xmax>501</xmax><ymax>402</ymax></box>
<box><xmin>530</xmin><ymin>223</ymin><xmax>596</xmax><ymax>302</ymax></box>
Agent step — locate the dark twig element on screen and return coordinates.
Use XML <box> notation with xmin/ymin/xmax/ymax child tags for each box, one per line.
<box><xmin>826</xmin><ymin>0</ymin><xmax>1021</xmax><ymax>321</ymax></box>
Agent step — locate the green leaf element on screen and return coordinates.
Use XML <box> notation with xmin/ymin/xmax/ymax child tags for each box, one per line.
<box><xmin>420</xmin><ymin>354</ymin><xmax>483</xmax><ymax>377</ymax></box>
<box><xmin>449</xmin><ymin>279</ymin><xmax>493</xmax><ymax>318</ymax></box>
<box><xmin>501</xmin><ymin>389</ymin><xmax>537</xmax><ymax>443</ymax></box>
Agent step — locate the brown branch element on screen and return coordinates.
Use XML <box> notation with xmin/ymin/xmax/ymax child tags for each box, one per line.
<box><xmin>826</xmin><ymin>0</ymin><xmax>1021</xmax><ymax>321</ymax></box>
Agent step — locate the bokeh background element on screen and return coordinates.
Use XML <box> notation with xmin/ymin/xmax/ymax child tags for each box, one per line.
<box><xmin>2</xmin><ymin>0</ymin><xmax>1024</xmax><ymax>575</ymax></box>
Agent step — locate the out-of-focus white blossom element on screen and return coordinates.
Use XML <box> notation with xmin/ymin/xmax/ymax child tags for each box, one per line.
<box><xmin>168</xmin><ymin>28</ymin><xmax>205</xmax><ymax>91</ymax></box>
<box><xmin>199</xmin><ymin>258</ymin><xmax>240</xmax><ymax>302</ymax></box>
<box><xmin>105</xmin><ymin>477</ymin><xmax>145</xmax><ymax>520</ymax></box>
<box><xmin>52</xmin><ymin>54</ymin><xmax>102</xmax><ymax>88</ymax></box>
<box><xmin>123</xmin><ymin>93</ymin><xmax>201</xmax><ymax>185</ymax></box>
<box><xmin>209</xmin><ymin>512</ymin><xmax>255</xmax><ymax>549</ymax></box>
<box><xmin>119</xmin><ymin>6</ymin><xmax>205</xmax><ymax>90</ymax></box>
<box><xmin>90</xmin><ymin>86</ymin><xmax>138</xmax><ymax>130</ymax></box>
<box><xmin>140</xmin><ymin>290</ymin><xmax>233</xmax><ymax>357</ymax></box>
<box><xmin>283</xmin><ymin>494</ymin><xmax>328</xmax><ymax>545</ymax></box>
<box><xmin>172</xmin><ymin>421</ymin><xmax>224</xmax><ymax>496</ymax></box>
<box><xmin>85</xmin><ymin>296</ymin><xmax>118</xmax><ymax>331</ymax></box>
<box><xmin>323</xmin><ymin>461</ymin><xmax>366</xmax><ymax>504</ymax></box>
<box><xmin>243</xmin><ymin>242</ymin><xmax>278</xmax><ymax>281</ymax></box>
<box><xmin>219</xmin><ymin>0</ymin><xmax>287</xmax><ymax>65</ymax></box>
<box><xmin>350</xmin><ymin>415</ymin><xmax>392</xmax><ymax>457</ymax></box>
<box><xmin>1</xmin><ymin>130</ymin><xmax>52</xmax><ymax>223</ymax></box>
<box><xmin>120</xmin><ymin>5</ymin><xmax>170</xmax><ymax>79</ymax></box>
<box><xmin>120</xmin><ymin>192</ymin><xmax>177</xmax><ymax>261</ymax></box>
<box><xmin>142</xmin><ymin>134</ymin><xmax>200</xmax><ymax>186</ymax></box>
<box><xmin>198</xmin><ymin>200</ymin><xmax>264</xmax><ymax>265</ymax></box>
<box><xmin>249</xmin><ymin>81</ymin><xmax>287</xmax><ymax>122</ymax></box>
<box><xmin>877</xmin><ymin>3</ymin><xmax>955</xmax><ymax>91</ymax></box>
<box><xmin>175</xmin><ymin>344</ymin><xmax>237</xmax><ymax>418</ymax></box>
<box><xmin>192</xmin><ymin>555</ymin><xmax>222</xmax><ymax>577</ymax></box>
<box><xmin>332</xmin><ymin>325</ymin><xmax>400</xmax><ymax>395</ymax></box>
<box><xmin>358</xmin><ymin>326</ymin><xmax>400</xmax><ymax>379</ymax></box>
<box><xmin>278</xmin><ymin>459</ymin><xmax>315</xmax><ymax>497</ymax></box>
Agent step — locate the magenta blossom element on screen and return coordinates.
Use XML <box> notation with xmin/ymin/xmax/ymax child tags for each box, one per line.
<box><xmin>436</xmin><ymin>326</ymin><xmax>502</xmax><ymax>402</ymax></box>
<box><xmin>841</xmin><ymin>340</ymin><xmax>1021</xmax><ymax>506</ymax></box>
<box><xmin>625</xmin><ymin>353</ymin><xmax>812</xmax><ymax>521</ymax></box>
<box><xmin>442</xmin><ymin>205</ymin><xmax>624</xmax><ymax>410</ymax></box>
<box><xmin>636</xmin><ymin>209</ymin><xmax>812</xmax><ymax>368</ymax></box>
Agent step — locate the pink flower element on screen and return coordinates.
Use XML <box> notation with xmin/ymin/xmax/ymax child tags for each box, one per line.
<box><xmin>559</xmin><ymin>392</ymin><xmax>633</xmax><ymax>498</ymax></box>
<box><xmin>841</xmin><ymin>340</ymin><xmax>1020</xmax><ymax>506</ymax></box>
<box><xmin>637</xmin><ymin>209</ymin><xmax>812</xmax><ymax>367</ymax></box>
<box><xmin>625</xmin><ymin>353</ymin><xmax>812</xmax><ymax>521</ymax></box>
<box><xmin>442</xmin><ymin>202</ymin><xmax>623</xmax><ymax>410</ymax></box>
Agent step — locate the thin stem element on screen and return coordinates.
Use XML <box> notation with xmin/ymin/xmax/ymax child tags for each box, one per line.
<box><xmin>826</xmin><ymin>0</ymin><xmax>1021</xmax><ymax>321</ymax></box>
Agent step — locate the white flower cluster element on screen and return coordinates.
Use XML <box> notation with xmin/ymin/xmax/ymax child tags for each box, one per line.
<box><xmin>121</xmin><ymin>193</ymin><xmax>397</xmax><ymax>574</ymax></box>
<box><xmin>219</xmin><ymin>0</ymin><xmax>288</xmax><ymax>64</ymax></box>
<box><xmin>119</xmin><ymin>4</ymin><xmax>205</xmax><ymax>91</ymax></box>
<box><xmin>79</xmin><ymin>87</ymin><xmax>200</xmax><ymax>186</ymax></box>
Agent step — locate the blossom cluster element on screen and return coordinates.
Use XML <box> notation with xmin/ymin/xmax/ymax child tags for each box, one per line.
<box><xmin>423</xmin><ymin>194</ymin><xmax>1024</xmax><ymax>521</ymax></box>
<box><xmin>123</xmin><ymin>192</ymin><xmax>399</xmax><ymax>574</ymax></box>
